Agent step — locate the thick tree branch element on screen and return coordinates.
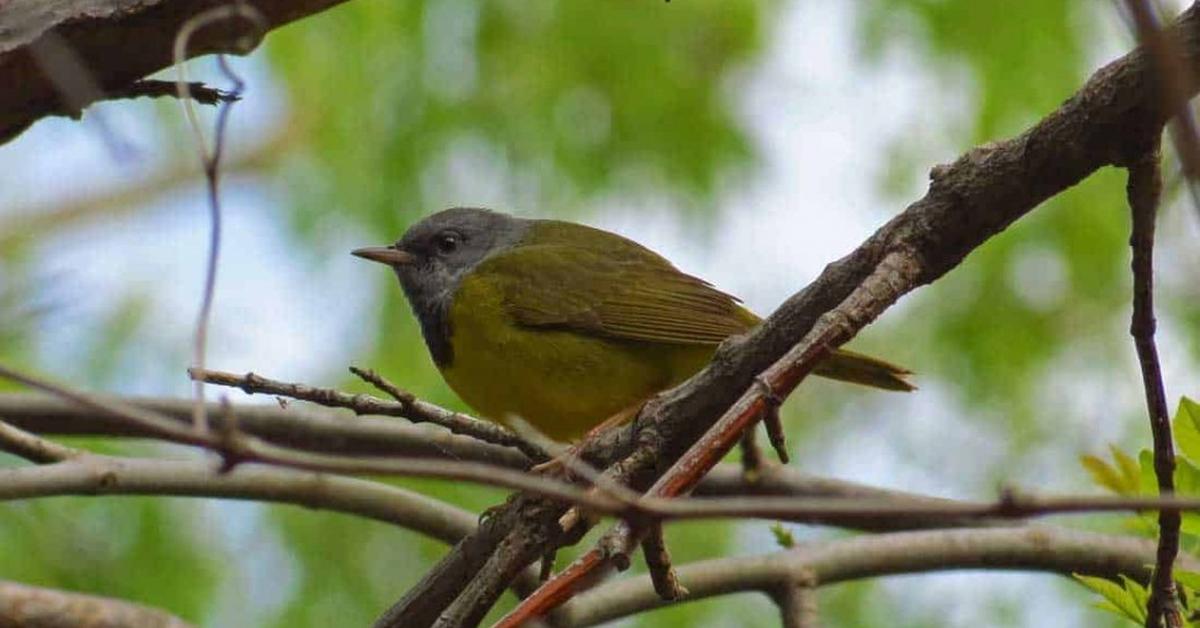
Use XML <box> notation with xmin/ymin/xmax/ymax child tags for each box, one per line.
<box><xmin>396</xmin><ymin>4</ymin><xmax>1200</xmax><ymax>625</ymax></box>
<box><xmin>0</xmin><ymin>0</ymin><xmax>350</xmax><ymax>142</ymax></box>
<box><xmin>0</xmin><ymin>580</ymin><xmax>195</xmax><ymax>628</ymax></box>
<box><xmin>555</xmin><ymin>527</ymin><xmax>1196</xmax><ymax>627</ymax></box>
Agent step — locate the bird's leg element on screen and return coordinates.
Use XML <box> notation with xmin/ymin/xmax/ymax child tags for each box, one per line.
<box><xmin>529</xmin><ymin>402</ymin><xmax>643</xmax><ymax>477</ymax></box>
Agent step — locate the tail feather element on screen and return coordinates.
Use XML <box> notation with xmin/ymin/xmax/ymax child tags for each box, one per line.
<box><xmin>814</xmin><ymin>349</ymin><xmax>915</xmax><ymax>392</ymax></box>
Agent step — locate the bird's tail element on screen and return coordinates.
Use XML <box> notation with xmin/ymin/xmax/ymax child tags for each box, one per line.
<box><xmin>814</xmin><ymin>348</ymin><xmax>915</xmax><ymax>392</ymax></box>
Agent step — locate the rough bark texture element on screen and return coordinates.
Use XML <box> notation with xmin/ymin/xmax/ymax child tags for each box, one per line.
<box><xmin>0</xmin><ymin>0</ymin><xmax>349</xmax><ymax>142</ymax></box>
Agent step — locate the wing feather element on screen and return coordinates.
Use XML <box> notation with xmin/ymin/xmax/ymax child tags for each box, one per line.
<box><xmin>476</xmin><ymin>222</ymin><xmax>756</xmax><ymax>345</ymax></box>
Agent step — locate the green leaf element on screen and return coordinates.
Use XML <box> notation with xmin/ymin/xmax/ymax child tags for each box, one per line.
<box><xmin>1118</xmin><ymin>575</ymin><xmax>1149</xmax><ymax>613</ymax></box>
<box><xmin>1175</xmin><ymin>397</ymin><xmax>1200</xmax><ymax>463</ymax></box>
<box><xmin>1081</xmin><ymin>454</ymin><xmax>1127</xmax><ymax>494</ymax></box>
<box><xmin>1074</xmin><ymin>574</ymin><xmax>1146</xmax><ymax>623</ymax></box>
<box><xmin>1174</xmin><ymin>569</ymin><xmax>1200</xmax><ymax>592</ymax></box>
<box><xmin>1177</xmin><ymin>458</ymin><xmax>1200</xmax><ymax>496</ymax></box>
<box><xmin>1081</xmin><ymin>445</ymin><xmax>1145</xmax><ymax>495</ymax></box>
<box><xmin>1112</xmin><ymin>445</ymin><xmax>1143</xmax><ymax>491</ymax></box>
<box><xmin>770</xmin><ymin>523</ymin><xmax>796</xmax><ymax>549</ymax></box>
<box><xmin>1139</xmin><ymin>450</ymin><xmax>1159</xmax><ymax>495</ymax></box>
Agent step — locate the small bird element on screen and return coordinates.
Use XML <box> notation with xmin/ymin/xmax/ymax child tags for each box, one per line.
<box><xmin>353</xmin><ymin>207</ymin><xmax>912</xmax><ymax>442</ymax></box>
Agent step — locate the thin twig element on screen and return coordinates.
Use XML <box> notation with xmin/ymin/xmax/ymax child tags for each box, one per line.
<box><xmin>114</xmin><ymin>80</ymin><xmax>238</xmax><ymax>105</ymax></box>
<box><xmin>172</xmin><ymin>3</ymin><xmax>265</xmax><ymax>435</ymax></box>
<box><xmin>0</xmin><ymin>418</ymin><xmax>79</xmax><ymax>463</ymax></box>
<box><xmin>0</xmin><ymin>393</ymin><xmax>531</xmax><ymax>468</ymax></box>
<box><xmin>1128</xmin><ymin>147</ymin><xmax>1182</xmax><ymax>628</ymax></box>
<box><xmin>191</xmin><ymin>367</ymin><xmax>549</xmax><ymax>461</ymax></box>
<box><xmin>349</xmin><ymin>365</ymin><xmax>416</xmax><ymax>404</ymax></box>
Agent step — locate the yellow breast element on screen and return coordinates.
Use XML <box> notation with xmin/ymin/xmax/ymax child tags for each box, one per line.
<box><xmin>438</xmin><ymin>272</ymin><xmax>714</xmax><ymax>441</ymax></box>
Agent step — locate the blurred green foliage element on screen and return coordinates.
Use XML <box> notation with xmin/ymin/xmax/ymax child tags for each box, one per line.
<box><xmin>1</xmin><ymin>0</ymin><xmax>1197</xmax><ymax>626</ymax></box>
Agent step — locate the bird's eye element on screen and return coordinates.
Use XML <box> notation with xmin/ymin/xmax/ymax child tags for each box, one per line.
<box><xmin>434</xmin><ymin>232</ymin><xmax>461</xmax><ymax>255</ymax></box>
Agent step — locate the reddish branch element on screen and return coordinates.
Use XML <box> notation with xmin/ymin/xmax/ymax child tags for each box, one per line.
<box><xmin>380</xmin><ymin>4</ymin><xmax>1200</xmax><ymax>626</ymax></box>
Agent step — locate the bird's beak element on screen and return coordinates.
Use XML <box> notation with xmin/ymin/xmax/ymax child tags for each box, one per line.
<box><xmin>352</xmin><ymin>245</ymin><xmax>416</xmax><ymax>266</ymax></box>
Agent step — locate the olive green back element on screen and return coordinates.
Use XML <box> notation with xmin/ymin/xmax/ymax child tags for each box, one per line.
<box><xmin>480</xmin><ymin>219</ymin><xmax>759</xmax><ymax>345</ymax></box>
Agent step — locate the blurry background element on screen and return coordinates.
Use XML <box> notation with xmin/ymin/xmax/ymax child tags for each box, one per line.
<box><xmin>1</xmin><ymin>0</ymin><xmax>1198</xmax><ymax>626</ymax></box>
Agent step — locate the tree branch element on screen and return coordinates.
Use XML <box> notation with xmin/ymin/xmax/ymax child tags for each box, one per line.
<box><xmin>556</xmin><ymin>527</ymin><xmax>1198</xmax><ymax>627</ymax></box>
<box><xmin>191</xmin><ymin>368</ymin><xmax>548</xmax><ymax>462</ymax></box>
<box><xmin>1128</xmin><ymin>145</ymin><xmax>1181</xmax><ymax>628</ymax></box>
<box><xmin>0</xmin><ymin>393</ymin><xmax>531</xmax><ymax>469</ymax></box>
<box><xmin>0</xmin><ymin>0</ymin><xmax>351</xmax><ymax>143</ymax></box>
<box><xmin>0</xmin><ymin>580</ymin><xmax>195</xmax><ymax>628</ymax></box>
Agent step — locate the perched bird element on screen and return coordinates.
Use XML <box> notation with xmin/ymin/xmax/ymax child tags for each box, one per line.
<box><xmin>353</xmin><ymin>207</ymin><xmax>912</xmax><ymax>442</ymax></box>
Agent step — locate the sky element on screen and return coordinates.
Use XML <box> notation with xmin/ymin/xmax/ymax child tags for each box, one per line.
<box><xmin>0</xmin><ymin>2</ymin><xmax>1194</xmax><ymax>626</ymax></box>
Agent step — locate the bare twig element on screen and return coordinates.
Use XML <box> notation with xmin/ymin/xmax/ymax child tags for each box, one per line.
<box><xmin>0</xmin><ymin>417</ymin><xmax>79</xmax><ymax>463</ymax></box>
<box><xmin>117</xmin><ymin>79</ymin><xmax>238</xmax><ymax>105</ymax></box>
<box><xmin>191</xmin><ymin>368</ymin><xmax>549</xmax><ymax>461</ymax></box>
<box><xmin>1128</xmin><ymin>147</ymin><xmax>1182</xmax><ymax>628</ymax></box>
<box><xmin>349</xmin><ymin>365</ymin><xmax>416</xmax><ymax>404</ymax></box>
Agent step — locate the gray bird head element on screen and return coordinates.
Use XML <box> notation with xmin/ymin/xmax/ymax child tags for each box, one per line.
<box><xmin>352</xmin><ymin>207</ymin><xmax>529</xmax><ymax>365</ymax></box>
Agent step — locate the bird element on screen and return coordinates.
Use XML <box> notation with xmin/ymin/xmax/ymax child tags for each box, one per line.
<box><xmin>353</xmin><ymin>207</ymin><xmax>912</xmax><ymax>442</ymax></box>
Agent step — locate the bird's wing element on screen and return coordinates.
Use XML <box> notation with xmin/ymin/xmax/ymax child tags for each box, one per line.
<box><xmin>478</xmin><ymin>226</ymin><xmax>755</xmax><ymax>345</ymax></box>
